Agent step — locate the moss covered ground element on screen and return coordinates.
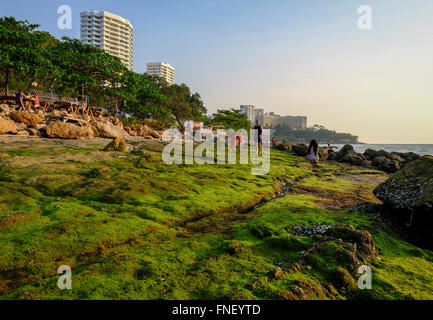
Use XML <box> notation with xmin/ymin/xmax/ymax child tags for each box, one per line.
<box><xmin>0</xmin><ymin>137</ymin><xmax>432</xmax><ymax>300</ymax></box>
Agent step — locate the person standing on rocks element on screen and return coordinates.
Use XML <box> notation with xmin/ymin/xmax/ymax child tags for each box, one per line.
<box><xmin>254</xmin><ymin>120</ymin><xmax>263</xmax><ymax>157</ymax></box>
<box><xmin>306</xmin><ymin>139</ymin><xmax>320</xmax><ymax>164</ymax></box>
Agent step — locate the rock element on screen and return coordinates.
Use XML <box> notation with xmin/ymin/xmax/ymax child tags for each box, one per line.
<box><xmin>275</xmin><ymin>142</ymin><xmax>293</xmax><ymax>151</ymax></box>
<box><xmin>336</xmin><ymin>145</ymin><xmax>368</xmax><ymax>166</ymax></box>
<box><xmin>94</xmin><ymin>120</ymin><xmax>129</xmax><ymax>139</ymax></box>
<box><xmin>327</xmin><ymin>224</ymin><xmax>378</xmax><ymax>257</ymax></box>
<box><xmin>331</xmin><ymin>267</ymin><xmax>357</xmax><ymax>292</ymax></box>
<box><xmin>372</xmin><ymin>156</ymin><xmax>400</xmax><ymax>173</ymax></box>
<box><xmin>318</xmin><ymin>148</ymin><xmax>329</xmax><ymax>160</ymax></box>
<box><xmin>15</xmin><ymin>130</ymin><xmax>30</xmax><ymax>136</ymax></box>
<box><xmin>292</xmin><ymin>144</ymin><xmax>308</xmax><ymax>156</ymax></box>
<box><xmin>327</xmin><ymin>149</ymin><xmax>338</xmax><ymax>161</ymax></box>
<box><xmin>393</xmin><ymin>152</ymin><xmax>421</xmax><ymax>163</ymax></box>
<box><xmin>45</xmin><ymin>122</ymin><xmax>94</xmax><ymax>139</ymax></box>
<box><xmin>374</xmin><ymin>156</ymin><xmax>433</xmax><ymax>247</ymax></box>
<box><xmin>271</xmin><ymin>266</ymin><xmax>285</xmax><ymax>279</ymax></box>
<box><xmin>0</xmin><ymin>104</ymin><xmax>10</xmax><ymax>114</ymax></box>
<box><xmin>103</xmin><ymin>138</ymin><xmax>128</xmax><ymax>152</ymax></box>
<box><xmin>52</xmin><ymin>110</ymin><xmax>61</xmax><ymax>117</ymax></box>
<box><xmin>9</xmin><ymin>111</ymin><xmax>43</xmax><ymax>127</ymax></box>
<box><xmin>25</xmin><ymin>128</ymin><xmax>40</xmax><ymax>136</ymax></box>
<box><xmin>17</xmin><ymin>123</ymin><xmax>27</xmax><ymax>130</ymax></box>
<box><xmin>365</xmin><ymin>149</ymin><xmax>420</xmax><ymax>172</ymax></box>
<box><xmin>0</xmin><ymin>117</ymin><xmax>19</xmax><ymax>134</ymax></box>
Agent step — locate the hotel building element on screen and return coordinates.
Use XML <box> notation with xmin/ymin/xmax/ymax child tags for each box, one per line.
<box><xmin>80</xmin><ymin>11</ymin><xmax>134</xmax><ymax>70</ymax></box>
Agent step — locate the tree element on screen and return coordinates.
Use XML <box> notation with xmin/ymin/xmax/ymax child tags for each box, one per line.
<box><xmin>118</xmin><ymin>71</ymin><xmax>171</xmax><ymax>120</ymax></box>
<box><xmin>210</xmin><ymin>108</ymin><xmax>251</xmax><ymax>131</ymax></box>
<box><xmin>162</xmin><ymin>84</ymin><xmax>207</xmax><ymax>132</ymax></box>
<box><xmin>0</xmin><ymin>17</ymin><xmax>57</xmax><ymax>95</ymax></box>
<box><xmin>47</xmin><ymin>37</ymin><xmax>127</xmax><ymax>99</ymax></box>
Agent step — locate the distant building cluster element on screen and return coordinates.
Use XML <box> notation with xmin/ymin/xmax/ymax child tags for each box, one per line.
<box><xmin>240</xmin><ymin>106</ymin><xmax>307</xmax><ymax>130</ymax></box>
<box><xmin>264</xmin><ymin>112</ymin><xmax>307</xmax><ymax>130</ymax></box>
<box><xmin>80</xmin><ymin>10</ymin><xmax>175</xmax><ymax>84</ymax></box>
<box><xmin>146</xmin><ymin>62</ymin><xmax>175</xmax><ymax>85</ymax></box>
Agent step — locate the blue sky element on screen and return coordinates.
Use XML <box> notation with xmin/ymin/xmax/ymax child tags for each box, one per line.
<box><xmin>3</xmin><ymin>0</ymin><xmax>433</xmax><ymax>143</ymax></box>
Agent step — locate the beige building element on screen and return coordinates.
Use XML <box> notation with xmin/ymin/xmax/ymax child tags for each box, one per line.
<box><xmin>80</xmin><ymin>11</ymin><xmax>134</xmax><ymax>70</ymax></box>
<box><xmin>146</xmin><ymin>62</ymin><xmax>175</xmax><ymax>85</ymax></box>
<box><xmin>240</xmin><ymin>105</ymin><xmax>264</xmax><ymax>126</ymax></box>
<box><xmin>264</xmin><ymin>112</ymin><xmax>307</xmax><ymax>129</ymax></box>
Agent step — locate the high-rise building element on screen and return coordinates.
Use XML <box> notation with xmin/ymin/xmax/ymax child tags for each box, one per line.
<box><xmin>146</xmin><ymin>62</ymin><xmax>175</xmax><ymax>85</ymax></box>
<box><xmin>80</xmin><ymin>11</ymin><xmax>134</xmax><ymax>70</ymax></box>
<box><xmin>240</xmin><ymin>105</ymin><xmax>264</xmax><ymax>126</ymax></box>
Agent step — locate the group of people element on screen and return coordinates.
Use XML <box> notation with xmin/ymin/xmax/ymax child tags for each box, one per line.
<box><xmin>253</xmin><ymin>119</ymin><xmax>320</xmax><ymax>164</ymax></box>
<box><xmin>15</xmin><ymin>90</ymin><xmax>88</xmax><ymax>115</ymax></box>
<box><xmin>15</xmin><ymin>90</ymin><xmax>40</xmax><ymax>111</ymax></box>
<box><xmin>69</xmin><ymin>98</ymin><xmax>89</xmax><ymax>116</ymax></box>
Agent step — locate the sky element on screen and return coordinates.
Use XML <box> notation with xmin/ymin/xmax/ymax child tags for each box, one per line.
<box><xmin>2</xmin><ymin>0</ymin><xmax>433</xmax><ymax>143</ymax></box>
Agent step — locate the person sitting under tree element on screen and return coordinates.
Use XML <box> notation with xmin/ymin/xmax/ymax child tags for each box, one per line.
<box><xmin>16</xmin><ymin>90</ymin><xmax>28</xmax><ymax>110</ymax></box>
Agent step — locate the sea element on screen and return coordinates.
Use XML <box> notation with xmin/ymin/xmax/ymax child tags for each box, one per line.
<box><xmin>320</xmin><ymin>144</ymin><xmax>433</xmax><ymax>156</ymax></box>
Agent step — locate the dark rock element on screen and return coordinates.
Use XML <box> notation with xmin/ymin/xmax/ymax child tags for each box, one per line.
<box><xmin>103</xmin><ymin>138</ymin><xmax>128</xmax><ymax>152</ymax></box>
<box><xmin>318</xmin><ymin>148</ymin><xmax>329</xmax><ymax>160</ymax></box>
<box><xmin>374</xmin><ymin>156</ymin><xmax>433</xmax><ymax>248</ymax></box>
<box><xmin>271</xmin><ymin>266</ymin><xmax>285</xmax><ymax>279</ymax></box>
<box><xmin>336</xmin><ymin>145</ymin><xmax>368</xmax><ymax>166</ymax></box>
<box><xmin>292</xmin><ymin>144</ymin><xmax>307</xmax><ymax>156</ymax></box>
<box><xmin>372</xmin><ymin>156</ymin><xmax>401</xmax><ymax>173</ymax></box>
<box><xmin>275</xmin><ymin>142</ymin><xmax>292</xmax><ymax>151</ymax></box>
<box><xmin>327</xmin><ymin>149</ymin><xmax>338</xmax><ymax>161</ymax></box>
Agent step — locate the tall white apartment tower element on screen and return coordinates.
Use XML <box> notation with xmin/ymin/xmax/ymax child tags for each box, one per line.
<box><xmin>146</xmin><ymin>62</ymin><xmax>175</xmax><ymax>85</ymax></box>
<box><xmin>80</xmin><ymin>11</ymin><xmax>134</xmax><ymax>70</ymax></box>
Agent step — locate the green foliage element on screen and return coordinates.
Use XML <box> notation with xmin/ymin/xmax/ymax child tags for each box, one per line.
<box><xmin>0</xmin><ymin>16</ymin><xmax>206</xmax><ymax>125</ymax></box>
<box><xmin>0</xmin><ymin>17</ymin><xmax>58</xmax><ymax>92</ymax></box>
<box><xmin>210</xmin><ymin>108</ymin><xmax>251</xmax><ymax>131</ymax></box>
<box><xmin>162</xmin><ymin>84</ymin><xmax>207</xmax><ymax>131</ymax></box>
<box><xmin>273</xmin><ymin>123</ymin><xmax>359</xmax><ymax>143</ymax></box>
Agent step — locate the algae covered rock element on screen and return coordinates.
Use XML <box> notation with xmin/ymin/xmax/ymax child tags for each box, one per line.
<box><xmin>365</xmin><ymin>149</ymin><xmax>421</xmax><ymax>173</ymax></box>
<box><xmin>374</xmin><ymin>156</ymin><xmax>433</xmax><ymax>247</ymax></box>
<box><xmin>292</xmin><ymin>144</ymin><xmax>307</xmax><ymax>156</ymax></box>
<box><xmin>336</xmin><ymin>145</ymin><xmax>368</xmax><ymax>166</ymax></box>
<box><xmin>372</xmin><ymin>156</ymin><xmax>401</xmax><ymax>173</ymax></box>
<box><xmin>374</xmin><ymin>156</ymin><xmax>433</xmax><ymax>212</ymax></box>
<box><xmin>275</xmin><ymin>142</ymin><xmax>293</xmax><ymax>151</ymax></box>
<box><xmin>103</xmin><ymin>137</ymin><xmax>128</xmax><ymax>152</ymax></box>
<box><xmin>318</xmin><ymin>148</ymin><xmax>329</xmax><ymax>160</ymax></box>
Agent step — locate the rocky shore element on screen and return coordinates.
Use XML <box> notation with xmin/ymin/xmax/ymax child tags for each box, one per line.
<box><xmin>281</xmin><ymin>142</ymin><xmax>433</xmax><ymax>250</ymax></box>
<box><xmin>0</xmin><ymin>104</ymin><xmax>163</xmax><ymax>140</ymax></box>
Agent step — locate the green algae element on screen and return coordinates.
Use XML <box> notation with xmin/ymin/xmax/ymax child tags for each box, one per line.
<box><xmin>0</xmin><ymin>141</ymin><xmax>432</xmax><ymax>300</ymax></box>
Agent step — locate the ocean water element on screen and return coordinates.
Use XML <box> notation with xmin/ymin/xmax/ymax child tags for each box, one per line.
<box><xmin>320</xmin><ymin>144</ymin><xmax>433</xmax><ymax>156</ymax></box>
